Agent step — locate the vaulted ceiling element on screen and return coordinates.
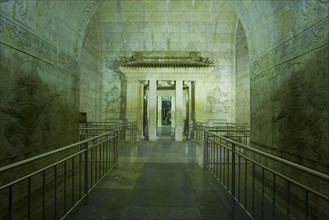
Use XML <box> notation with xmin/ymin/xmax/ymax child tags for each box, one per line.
<box><xmin>1</xmin><ymin>0</ymin><xmax>326</xmax><ymax>59</ymax></box>
<box><xmin>94</xmin><ymin>0</ymin><xmax>238</xmax><ymax>55</ymax></box>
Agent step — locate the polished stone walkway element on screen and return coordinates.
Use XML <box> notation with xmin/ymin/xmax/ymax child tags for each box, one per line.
<box><xmin>67</xmin><ymin>140</ymin><xmax>249</xmax><ymax>220</ymax></box>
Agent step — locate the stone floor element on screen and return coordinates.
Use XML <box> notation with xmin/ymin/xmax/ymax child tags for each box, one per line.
<box><xmin>66</xmin><ymin>138</ymin><xmax>250</xmax><ymax>220</ymax></box>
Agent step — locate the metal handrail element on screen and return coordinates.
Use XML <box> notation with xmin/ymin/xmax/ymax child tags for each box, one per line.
<box><xmin>79</xmin><ymin>121</ymin><xmax>137</xmax><ymax>143</ymax></box>
<box><xmin>204</xmin><ymin>130</ymin><xmax>329</xmax><ymax>220</ymax></box>
<box><xmin>0</xmin><ymin>134</ymin><xmax>105</xmax><ymax>173</ymax></box>
<box><xmin>0</xmin><ymin>130</ymin><xmax>119</xmax><ymax>220</ymax></box>
<box><xmin>191</xmin><ymin>121</ymin><xmax>250</xmax><ymax>144</ymax></box>
<box><xmin>209</xmin><ymin>133</ymin><xmax>328</xmax><ymax>181</ymax></box>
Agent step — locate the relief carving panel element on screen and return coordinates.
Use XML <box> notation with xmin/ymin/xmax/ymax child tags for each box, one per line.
<box><xmin>0</xmin><ymin>15</ymin><xmax>78</xmax><ymax>72</ymax></box>
<box><xmin>206</xmin><ymin>86</ymin><xmax>229</xmax><ymax>114</ymax></box>
<box><xmin>0</xmin><ymin>37</ymin><xmax>79</xmax><ymax>165</ymax></box>
<box><xmin>0</xmin><ymin>61</ymin><xmax>60</xmax><ymax>160</ymax></box>
<box><xmin>101</xmin><ymin>56</ymin><xmax>125</xmax><ymax>120</ymax></box>
<box><xmin>251</xmin><ymin>16</ymin><xmax>328</xmax><ymax>77</ymax></box>
<box><xmin>268</xmin><ymin>50</ymin><xmax>329</xmax><ymax>163</ymax></box>
<box><xmin>104</xmin><ymin>79</ymin><xmax>122</xmax><ymax>115</ymax></box>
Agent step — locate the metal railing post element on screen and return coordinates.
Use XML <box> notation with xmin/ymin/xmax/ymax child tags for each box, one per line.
<box><xmin>114</xmin><ymin>130</ymin><xmax>119</xmax><ymax>168</ymax></box>
<box><xmin>84</xmin><ymin>142</ymin><xmax>88</xmax><ymax>205</ymax></box>
<box><xmin>232</xmin><ymin>143</ymin><xmax>236</xmax><ymax>208</ymax></box>
<box><xmin>204</xmin><ymin>131</ymin><xmax>208</xmax><ymax>166</ymax></box>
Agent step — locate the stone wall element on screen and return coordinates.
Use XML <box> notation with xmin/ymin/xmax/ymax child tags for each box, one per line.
<box><xmin>79</xmin><ymin>18</ymin><xmax>101</xmax><ymax>122</ymax></box>
<box><xmin>99</xmin><ymin>54</ymin><xmax>126</xmax><ymax>122</ymax></box>
<box><xmin>249</xmin><ymin>2</ymin><xmax>329</xmax><ymax>171</ymax></box>
<box><xmin>204</xmin><ymin>51</ymin><xmax>236</xmax><ymax>123</ymax></box>
<box><xmin>235</xmin><ymin>21</ymin><xmax>250</xmax><ymax>124</ymax></box>
<box><xmin>0</xmin><ymin>15</ymin><xmax>79</xmax><ymax>166</ymax></box>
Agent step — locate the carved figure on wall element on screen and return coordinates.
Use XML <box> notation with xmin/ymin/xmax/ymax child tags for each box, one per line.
<box><xmin>0</xmin><ymin>62</ymin><xmax>60</xmax><ymax>158</ymax></box>
<box><xmin>206</xmin><ymin>86</ymin><xmax>229</xmax><ymax>114</ymax></box>
<box><xmin>104</xmin><ymin>80</ymin><xmax>122</xmax><ymax>115</ymax></box>
<box><xmin>272</xmin><ymin>62</ymin><xmax>328</xmax><ymax>160</ymax></box>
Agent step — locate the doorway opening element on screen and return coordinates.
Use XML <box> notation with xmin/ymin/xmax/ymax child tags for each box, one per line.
<box><xmin>157</xmin><ymin>96</ymin><xmax>174</xmax><ymax>139</ymax></box>
<box><xmin>161</xmin><ymin>97</ymin><xmax>171</xmax><ymax>126</ymax></box>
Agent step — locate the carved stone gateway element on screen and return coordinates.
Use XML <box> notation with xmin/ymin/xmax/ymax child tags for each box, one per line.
<box><xmin>119</xmin><ymin>51</ymin><xmax>214</xmax><ymax>141</ymax></box>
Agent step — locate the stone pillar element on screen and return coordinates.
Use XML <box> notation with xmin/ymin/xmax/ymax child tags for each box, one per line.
<box><xmin>137</xmin><ymin>81</ymin><xmax>145</xmax><ymax>139</ymax></box>
<box><xmin>148</xmin><ymin>79</ymin><xmax>157</xmax><ymax>141</ymax></box>
<box><xmin>188</xmin><ymin>81</ymin><xmax>193</xmax><ymax>139</ymax></box>
<box><xmin>157</xmin><ymin>96</ymin><xmax>162</xmax><ymax>127</ymax></box>
<box><xmin>171</xmin><ymin>96</ymin><xmax>175</xmax><ymax>128</ymax></box>
<box><xmin>187</xmin><ymin>81</ymin><xmax>192</xmax><ymax>126</ymax></box>
<box><xmin>175</xmin><ymin>80</ymin><xmax>183</xmax><ymax>141</ymax></box>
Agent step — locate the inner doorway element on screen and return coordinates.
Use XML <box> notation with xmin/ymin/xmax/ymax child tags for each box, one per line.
<box><xmin>157</xmin><ymin>96</ymin><xmax>174</xmax><ymax>139</ymax></box>
<box><xmin>141</xmin><ymin>80</ymin><xmax>194</xmax><ymax>141</ymax></box>
<box><xmin>161</xmin><ymin>97</ymin><xmax>171</xmax><ymax>126</ymax></box>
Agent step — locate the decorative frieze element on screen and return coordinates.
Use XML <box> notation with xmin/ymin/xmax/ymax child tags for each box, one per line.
<box><xmin>0</xmin><ymin>15</ymin><xmax>78</xmax><ymax>72</ymax></box>
<box><xmin>251</xmin><ymin>46</ymin><xmax>329</xmax><ymax>164</ymax></box>
<box><xmin>74</xmin><ymin>0</ymin><xmax>102</xmax><ymax>56</ymax></box>
<box><xmin>227</xmin><ymin>0</ymin><xmax>256</xmax><ymax>57</ymax></box>
<box><xmin>14</xmin><ymin>0</ymin><xmax>29</xmax><ymax>17</ymax></box>
<box><xmin>119</xmin><ymin>51</ymin><xmax>214</xmax><ymax>69</ymax></box>
<box><xmin>251</xmin><ymin>16</ymin><xmax>328</xmax><ymax>78</ymax></box>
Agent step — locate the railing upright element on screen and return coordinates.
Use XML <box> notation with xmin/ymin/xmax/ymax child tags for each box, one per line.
<box><xmin>203</xmin><ymin>130</ymin><xmax>329</xmax><ymax>220</ymax></box>
<box><xmin>231</xmin><ymin>143</ymin><xmax>236</xmax><ymax>208</ymax></box>
<box><xmin>114</xmin><ymin>130</ymin><xmax>119</xmax><ymax>168</ymax></box>
<box><xmin>84</xmin><ymin>142</ymin><xmax>88</xmax><ymax>205</ymax></box>
<box><xmin>203</xmin><ymin>131</ymin><xmax>208</xmax><ymax>166</ymax></box>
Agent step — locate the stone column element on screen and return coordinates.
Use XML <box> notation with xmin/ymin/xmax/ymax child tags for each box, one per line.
<box><xmin>157</xmin><ymin>96</ymin><xmax>162</xmax><ymax>127</ymax></box>
<box><xmin>188</xmin><ymin>81</ymin><xmax>193</xmax><ymax>139</ymax></box>
<box><xmin>171</xmin><ymin>96</ymin><xmax>175</xmax><ymax>129</ymax></box>
<box><xmin>148</xmin><ymin>79</ymin><xmax>157</xmax><ymax>141</ymax></box>
<box><xmin>137</xmin><ymin>81</ymin><xmax>145</xmax><ymax>139</ymax></box>
<box><xmin>175</xmin><ymin>80</ymin><xmax>183</xmax><ymax>141</ymax></box>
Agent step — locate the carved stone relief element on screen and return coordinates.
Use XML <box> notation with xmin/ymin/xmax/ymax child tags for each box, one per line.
<box><xmin>14</xmin><ymin>0</ymin><xmax>29</xmax><ymax>17</ymax></box>
<box><xmin>0</xmin><ymin>61</ymin><xmax>60</xmax><ymax>160</ymax></box>
<box><xmin>74</xmin><ymin>0</ymin><xmax>102</xmax><ymax>55</ymax></box>
<box><xmin>0</xmin><ymin>16</ymin><xmax>78</xmax><ymax>72</ymax></box>
<box><xmin>251</xmin><ymin>16</ymin><xmax>328</xmax><ymax>77</ymax></box>
<box><xmin>104</xmin><ymin>79</ymin><xmax>122</xmax><ymax>115</ymax></box>
<box><xmin>271</xmin><ymin>60</ymin><xmax>329</xmax><ymax>163</ymax></box>
<box><xmin>206</xmin><ymin>86</ymin><xmax>230</xmax><ymax>114</ymax></box>
<box><xmin>301</xmin><ymin>0</ymin><xmax>329</xmax><ymax>20</ymax></box>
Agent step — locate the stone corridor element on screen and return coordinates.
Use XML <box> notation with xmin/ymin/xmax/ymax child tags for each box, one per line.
<box><xmin>67</xmin><ymin>140</ymin><xmax>249</xmax><ymax>220</ymax></box>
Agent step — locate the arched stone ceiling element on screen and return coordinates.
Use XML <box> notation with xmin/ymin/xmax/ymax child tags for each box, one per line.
<box><xmin>3</xmin><ymin>0</ymin><xmax>326</xmax><ymax>59</ymax></box>
<box><xmin>93</xmin><ymin>0</ymin><xmax>238</xmax><ymax>56</ymax></box>
<box><xmin>0</xmin><ymin>0</ymin><xmax>259</xmax><ymax>57</ymax></box>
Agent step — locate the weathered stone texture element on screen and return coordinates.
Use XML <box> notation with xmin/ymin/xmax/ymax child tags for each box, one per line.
<box><xmin>0</xmin><ymin>17</ymin><xmax>79</xmax><ymax>165</ymax></box>
<box><xmin>79</xmin><ymin>18</ymin><xmax>101</xmax><ymax>122</ymax></box>
<box><xmin>235</xmin><ymin>21</ymin><xmax>250</xmax><ymax>124</ymax></box>
<box><xmin>249</xmin><ymin>3</ymin><xmax>329</xmax><ymax>168</ymax></box>
<box><xmin>0</xmin><ymin>0</ymin><xmax>94</xmax><ymax>56</ymax></box>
